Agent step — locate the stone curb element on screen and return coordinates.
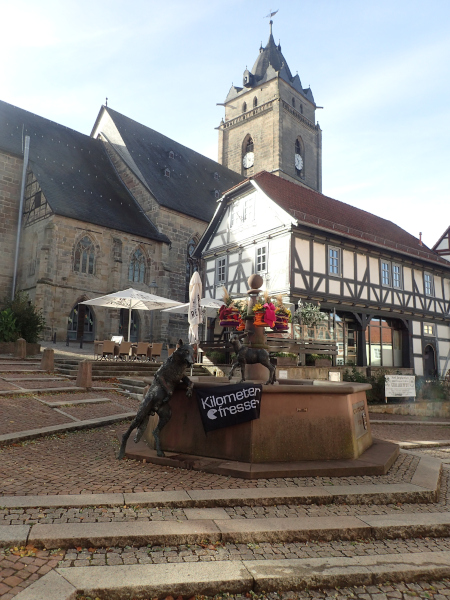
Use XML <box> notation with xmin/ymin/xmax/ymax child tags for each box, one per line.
<box><xmin>0</xmin><ymin>413</ymin><xmax>134</xmax><ymax>444</ymax></box>
<box><xmin>399</xmin><ymin>440</ymin><xmax>450</xmax><ymax>448</ymax></box>
<box><xmin>0</xmin><ymin>386</ymin><xmax>86</xmax><ymax>396</ymax></box>
<box><xmin>13</xmin><ymin>551</ymin><xmax>450</xmax><ymax>600</ymax></box>
<box><xmin>4</xmin><ymin>511</ymin><xmax>450</xmax><ymax>549</ymax></box>
<box><xmin>371</xmin><ymin>419</ymin><xmax>450</xmax><ymax>426</ymax></box>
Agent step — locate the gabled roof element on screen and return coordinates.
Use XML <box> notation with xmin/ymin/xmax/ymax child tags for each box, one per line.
<box><xmin>0</xmin><ymin>99</ymin><xmax>169</xmax><ymax>243</ymax></box>
<box><xmin>432</xmin><ymin>226</ymin><xmax>450</xmax><ymax>261</ymax></box>
<box><xmin>95</xmin><ymin>107</ymin><xmax>244</xmax><ymax>222</ymax></box>
<box><xmin>198</xmin><ymin>171</ymin><xmax>449</xmax><ymax>268</ymax></box>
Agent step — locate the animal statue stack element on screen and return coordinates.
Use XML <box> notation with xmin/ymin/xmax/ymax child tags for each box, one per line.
<box><xmin>117</xmin><ymin>339</ymin><xmax>194</xmax><ymax>459</ymax></box>
<box><xmin>228</xmin><ymin>333</ymin><xmax>276</xmax><ymax>385</ymax></box>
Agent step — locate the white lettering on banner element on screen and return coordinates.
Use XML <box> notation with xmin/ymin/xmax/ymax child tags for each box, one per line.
<box><xmin>201</xmin><ymin>387</ymin><xmax>259</xmax><ymax>410</ymax></box>
<box><xmin>215</xmin><ymin>398</ymin><xmax>260</xmax><ymax>419</ymax></box>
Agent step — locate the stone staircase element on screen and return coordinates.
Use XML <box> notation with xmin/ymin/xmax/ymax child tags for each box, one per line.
<box><xmin>117</xmin><ymin>365</ymin><xmax>213</xmax><ymax>399</ymax></box>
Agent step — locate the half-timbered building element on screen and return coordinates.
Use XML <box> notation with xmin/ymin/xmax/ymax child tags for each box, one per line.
<box><xmin>196</xmin><ymin>171</ymin><xmax>450</xmax><ymax>377</ymax></box>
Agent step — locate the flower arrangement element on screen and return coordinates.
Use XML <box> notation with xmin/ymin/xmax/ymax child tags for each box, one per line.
<box><xmin>272</xmin><ymin>294</ymin><xmax>291</xmax><ymax>331</ymax></box>
<box><xmin>252</xmin><ymin>291</ymin><xmax>276</xmax><ymax>327</ymax></box>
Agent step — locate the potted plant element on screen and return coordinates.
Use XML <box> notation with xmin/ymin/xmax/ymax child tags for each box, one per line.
<box><xmin>293</xmin><ymin>302</ymin><xmax>328</xmax><ymax>337</ymax></box>
<box><xmin>272</xmin><ymin>294</ymin><xmax>291</xmax><ymax>331</ymax></box>
<box><xmin>218</xmin><ymin>288</ymin><xmax>240</xmax><ymax>327</ymax></box>
<box><xmin>272</xmin><ymin>351</ymin><xmax>298</xmax><ymax>366</ymax></box>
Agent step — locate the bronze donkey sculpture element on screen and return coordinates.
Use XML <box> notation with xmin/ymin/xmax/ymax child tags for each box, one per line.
<box><xmin>228</xmin><ymin>333</ymin><xmax>276</xmax><ymax>385</ymax></box>
<box><xmin>117</xmin><ymin>340</ymin><xmax>194</xmax><ymax>459</ymax></box>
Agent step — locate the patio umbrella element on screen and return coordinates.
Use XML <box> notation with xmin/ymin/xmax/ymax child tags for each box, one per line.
<box><xmin>188</xmin><ymin>271</ymin><xmax>202</xmax><ymax>344</ymax></box>
<box><xmin>80</xmin><ymin>288</ymin><xmax>182</xmax><ymax>342</ymax></box>
<box><xmin>162</xmin><ymin>297</ymin><xmax>225</xmax><ymax>318</ymax></box>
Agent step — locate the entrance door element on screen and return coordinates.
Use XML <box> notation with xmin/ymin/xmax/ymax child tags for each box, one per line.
<box><xmin>67</xmin><ymin>304</ymin><xmax>95</xmax><ymax>341</ymax></box>
<box><xmin>120</xmin><ymin>309</ymin><xmax>139</xmax><ymax>342</ymax></box>
<box><xmin>423</xmin><ymin>344</ymin><xmax>436</xmax><ymax>378</ymax></box>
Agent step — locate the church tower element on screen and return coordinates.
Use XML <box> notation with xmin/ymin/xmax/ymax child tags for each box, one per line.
<box><xmin>218</xmin><ymin>21</ymin><xmax>322</xmax><ymax>192</ymax></box>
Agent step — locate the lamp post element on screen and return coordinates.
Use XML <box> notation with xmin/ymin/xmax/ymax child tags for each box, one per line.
<box><xmin>149</xmin><ymin>279</ymin><xmax>158</xmax><ymax>342</ymax></box>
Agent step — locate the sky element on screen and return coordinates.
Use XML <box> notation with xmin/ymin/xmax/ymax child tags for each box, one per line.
<box><xmin>1</xmin><ymin>0</ymin><xmax>449</xmax><ymax>249</ymax></box>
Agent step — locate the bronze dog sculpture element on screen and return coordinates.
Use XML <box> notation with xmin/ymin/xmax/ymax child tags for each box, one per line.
<box><xmin>117</xmin><ymin>340</ymin><xmax>194</xmax><ymax>459</ymax></box>
<box><xmin>228</xmin><ymin>333</ymin><xmax>276</xmax><ymax>385</ymax></box>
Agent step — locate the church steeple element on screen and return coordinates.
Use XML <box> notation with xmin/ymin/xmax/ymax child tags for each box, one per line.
<box><xmin>218</xmin><ymin>22</ymin><xmax>322</xmax><ymax>193</ymax></box>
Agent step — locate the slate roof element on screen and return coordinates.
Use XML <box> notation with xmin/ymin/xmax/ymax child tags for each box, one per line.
<box><xmin>0</xmin><ymin>99</ymin><xmax>169</xmax><ymax>242</ymax></box>
<box><xmin>201</xmin><ymin>171</ymin><xmax>448</xmax><ymax>268</ymax></box>
<box><xmin>98</xmin><ymin>107</ymin><xmax>244</xmax><ymax>222</ymax></box>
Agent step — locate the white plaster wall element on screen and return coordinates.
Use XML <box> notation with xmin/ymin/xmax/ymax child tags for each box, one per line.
<box><xmin>414</xmin><ymin>357</ymin><xmax>424</xmax><ymax>376</ymax></box>
<box><xmin>403</xmin><ymin>267</ymin><xmax>412</xmax><ymax>292</ymax></box>
<box><xmin>437</xmin><ymin>324</ymin><xmax>450</xmax><ymax>339</ymax></box>
<box><xmin>267</xmin><ymin>234</ymin><xmax>290</xmax><ymax>291</ymax></box>
<box><xmin>329</xmin><ymin>279</ymin><xmax>340</xmax><ymax>295</ymax></box>
<box><xmin>413</xmin><ymin>270</ymin><xmax>424</xmax><ymax>294</ymax></box>
<box><xmin>356</xmin><ymin>254</ymin><xmax>366</xmax><ymax>281</ymax></box>
<box><xmin>435</xmin><ymin>276</ymin><xmax>443</xmax><ymax>299</ymax></box>
<box><xmin>313</xmin><ymin>242</ymin><xmax>326</xmax><ymax>274</ymax></box>
<box><xmin>369</xmin><ymin>257</ymin><xmax>379</xmax><ymax>285</ymax></box>
<box><xmin>412</xmin><ymin>321</ymin><xmax>421</xmax><ymax>335</ymax></box>
<box><xmin>295</xmin><ymin>238</ymin><xmax>310</xmax><ymax>271</ymax></box>
<box><xmin>413</xmin><ymin>338</ymin><xmax>422</xmax><ymax>354</ymax></box>
<box><xmin>343</xmin><ymin>250</ymin><xmax>354</xmax><ymax>279</ymax></box>
<box><xmin>313</xmin><ymin>276</ymin><xmax>326</xmax><ymax>293</ymax></box>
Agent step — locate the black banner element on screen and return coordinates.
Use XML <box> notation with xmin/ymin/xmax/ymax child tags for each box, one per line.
<box><xmin>195</xmin><ymin>383</ymin><xmax>262</xmax><ymax>433</ymax></box>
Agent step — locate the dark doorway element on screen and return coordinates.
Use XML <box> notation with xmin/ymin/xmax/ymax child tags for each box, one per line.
<box><xmin>423</xmin><ymin>344</ymin><xmax>436</xmax><ymax>378</ymax></box>
<box><xmin>67</xmin><ymin>303</ymin><xmax>95</xmax><ymax>341</ymax></box>
<box><xmin>120</xmin><ymin>309</ymin><xmax>139</xmax><ymax>342</ymax></box>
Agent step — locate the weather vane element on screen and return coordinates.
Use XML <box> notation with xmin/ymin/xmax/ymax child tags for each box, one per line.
<box><xmin>264</xmin><ymin>9</ymin><xmax>278</xmax><ymax>19</ymax></box>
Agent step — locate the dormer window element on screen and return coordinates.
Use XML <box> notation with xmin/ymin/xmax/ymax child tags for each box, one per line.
<box><xmin>169</xmin><ymin>150</ymin><xmax>174</xmax><ymax>159</ymax></box>
<box><xmin>253</xmin><ymin>96</ymin><xmax>258</xmax><ymax>108</ymax></box>
<box><xmin>214</xmin><ymin>189</ymin><xmax>220</xmax><ymax>199</ymax></box>
<box><xmin>164</xmin><ymin>168</ymin><xmax>170</xmax><ymax>177</ymax></box>
<box><xmin>214</xmin><ymin>172</ymin><xmax>219</xmax><ymax>181</ymax></box>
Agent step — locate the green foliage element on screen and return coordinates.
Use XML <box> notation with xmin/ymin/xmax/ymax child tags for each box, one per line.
<box><xmin>204</xmin><ymin>350</ymin><xmax>228</xmax><ymax>364</ymax></box>
<box><xmin>2</xmin><ymin>292</ymin><xmax>45</xmax><ymax>343</ymax></box>
<box><xmin>343</xmin><ymin>367</ymin><xmax>387</xmax><ymax>403</ymax></box>
<box><xmin>271</xmin><ymin>352</ymin><xmax>297</xmax><ymax>358</ymax></box>
<box><xmin>293</xmin><ymin>302</ymin><xmax>328</xmax><ymax>327</ymax></box>
<box><xmin>416</xmin><ymin>376</ymin><xmax>450</xmax><ymax>401</ymax></box>
<box><xmin>0</xmin><ymin>308</ymin><xmax>19</xmax><ymax>342</ymax></box>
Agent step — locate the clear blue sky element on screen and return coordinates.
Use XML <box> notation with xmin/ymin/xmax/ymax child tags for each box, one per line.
<box><xmin>1</xmin><ymin>0</ymin><xmax>449</xmax><ymax>249</ymax></box>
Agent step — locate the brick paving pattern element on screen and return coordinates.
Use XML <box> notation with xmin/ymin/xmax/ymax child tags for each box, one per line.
<box><xmin>59</xmin><ymin>401</ymin><xmax>135</xmax><ymax>420</ymax></box>
<box><xmin>0</xmin><ymin>397</ymin><xmax>72</xmax><ymax>434</ymax></box>
<box><xmin>0</xmin><ymin>425</ymin><xmax>419</xmax><ymax>496</ymax></box>
<box><xmin>371</xmin><ymin>423</ymin><xmax>450</xmax><ymax>443</ymax></box>
<box><xmin>11</xmin><ymin>379</ymin><xmax>77</xmax><ymax>389</ymax></box>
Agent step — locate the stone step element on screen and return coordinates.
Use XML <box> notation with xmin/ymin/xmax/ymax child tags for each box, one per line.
<box><xmin>17</xmin><ymin>551</ymin><xmax>450</xmax><ymax>600</ymax></box>
<box><xmin>6</xmin><ymin>511</ymin><xmax>450</xmax><ymax>550</ymax></box>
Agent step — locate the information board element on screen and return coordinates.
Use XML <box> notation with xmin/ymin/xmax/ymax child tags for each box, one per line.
<box><xmin>385</xmin><ymin>375</ymin><xmax>416</xmax><ymax>398</ymax></box>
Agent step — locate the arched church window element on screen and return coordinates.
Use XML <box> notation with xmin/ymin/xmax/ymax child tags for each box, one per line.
<box><xmin>242</xmin><ymin>101</ymin><xmax>247</xmax><ymax>113</ymax></box>
<box><xmin>295</xmin><ymin>137</ymin><xmax>304</xmax><ymax>176</ymax></box>
<box><xmin>128</xmin><ymin>248</ymin><xmax>146</xmax><ymax>283</ymax></box>
<box><xmin>242</xmin><ymin>135</ymin><xmax>254</xmax><ymax>172</ymax></box>
<box><xmin>74</xmin><ymin>236</ymin><xmax>95</xmax><ymax>275</ymax></box>
<box><xmin>253</xmin><ymin>96</ymin><xmax>258</xmax><ymax>108</ymax></box>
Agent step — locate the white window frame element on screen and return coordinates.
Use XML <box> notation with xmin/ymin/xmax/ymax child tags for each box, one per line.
<box><xmin>216</xmin><ymin>256</ymin><xmax>227</xmax><ymax>285</ymax></box>
<box><xmin>424</xmin><ymin>272</ymin><xmax>434</xmax><ymax>296</ymax></box>
<box><xmin>255</xmin><ymin>244</ymin><xmax>268</xmax><ymax>274</ymax></box>
<box><xmin>423</xmin><ymin>324</ymin><xmax>434</xmax><ymax>336</ymax></box>
<box><xmin>229</xmin><ymin>196</ymin><xmax>254</xmax><ymax>229</ymax></box>
<box><xmin>328</xmin><ymin>246</ymin><xmax>341</xmax><ymax>276</ymax></box>
<box><xmin>380</xmin><ymin>260</ymin><xmax>403</xmax><ymax>289</ymax></box>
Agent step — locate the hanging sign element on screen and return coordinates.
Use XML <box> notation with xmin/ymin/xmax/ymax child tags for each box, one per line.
<box><xmin>195</xmin><ymin>383</ymin><xmax>262</xmax><ymax>433</ymax></box>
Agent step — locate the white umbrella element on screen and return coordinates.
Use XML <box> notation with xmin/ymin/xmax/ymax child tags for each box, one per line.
<box><xmin>162</xmin><ymin>297</ymin><xmax>225</xmax><ymax>318</ymax></box>
<box><xmin>80</xmin><ymin>287</ymin><xmax>182</xmax><ymax>342</ymax></box>
<box><xmin>188</xmin><ymin>272</ymin><xmax>202</xmax><ymax>344</ymax></box>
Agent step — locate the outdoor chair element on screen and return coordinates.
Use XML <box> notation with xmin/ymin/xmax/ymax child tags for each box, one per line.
<box><xmin>101</xmin><ymin>340</ymin><xmax>116</xmax><ymax>360</ymax></box>
<box><xmin>118</xmin><ymin>341</ymin><xmax>132</xmax><ymax>361</ymax></box>
<box><xmin>151</xmin><ymin>342</ymin><xmax>163</xmax><ymax>362</ymax></box>
<box><xmin>135</xmin><ymin>342</ymin><xmax>151</xmax><ymax>361</ymax></box>
<box><xmin>167</xmin><ymin>346</ymin><xmax>175</xmax><ymax>357</ymax></box>
<box><xmin>93</xmin><ymin>340</ymin><xmax>103</xmax><ymax>360</ymax></box>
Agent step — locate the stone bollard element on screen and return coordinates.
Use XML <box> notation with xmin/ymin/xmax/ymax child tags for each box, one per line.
<box><xmin>14</xmin><ymin>338</ymin><xmax>26</xmax><ymax>359</ymax></box>
<box><xmin>40</xmin><ymin>347</ymin><xmax>54</xmax><ymax>371</ymax></box>
<box><xmin>76</xmin><ymin>359</ymin><xmax>92</xmax><ymax>389</ymax></box>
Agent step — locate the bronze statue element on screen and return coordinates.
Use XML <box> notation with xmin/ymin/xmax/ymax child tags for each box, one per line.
<box><xmin>228</xmin><ymin>333</ymin><xmax>276</xmax><ymax>385</ymax></box>
<box><xmin>117</xmin><ymin>339</ymin><xmax>194</xmax><ymax>459</ymax></box>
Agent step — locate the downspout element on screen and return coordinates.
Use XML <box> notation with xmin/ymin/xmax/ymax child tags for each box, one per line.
<box><xmin>11</xmin><ymin>135</ymin><xmax>30</xmax><ymax>299</ymax></box>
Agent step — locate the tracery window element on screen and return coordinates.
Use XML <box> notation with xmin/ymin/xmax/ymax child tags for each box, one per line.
<box><xmin>253</xmin><ymin>96</ymin><xmax>258</xmax><ymax>108</ymax></box>
<box><xmin>74</xmin><ymin>236</ymin><xmax>95</xmax><ymax>275</ymax></box>
<box><xmin>128</xmin><ymin>248</ymin><xmax>146</xmax><ymax>283</ymax></box>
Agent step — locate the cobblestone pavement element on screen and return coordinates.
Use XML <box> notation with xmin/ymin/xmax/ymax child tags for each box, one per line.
<box><xmin>0</xmin><ymin>424</ymin><xmax>421</xmax><ymax>496</ymax></box>
<box><xmin>371</xmin><ymin>423</ymin><xmax>450</xmax><ymax>443</ymax></box>
<box><xmin>0</xmin><ymin>391</ymin><xmax>138</xmax><ymax>436</ymax></box>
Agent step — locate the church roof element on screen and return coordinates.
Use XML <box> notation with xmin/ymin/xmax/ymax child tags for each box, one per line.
<box><xmin>98</xmin><ymin>107</ymin><xmax>244</xmax><ymax>222</ymax></box>
<box><xmin>0</xmin><ymin>99</ymin><xmax>168</xmax><ymax>243</ymax></box>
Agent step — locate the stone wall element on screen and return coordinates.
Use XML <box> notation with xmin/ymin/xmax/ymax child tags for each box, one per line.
<box><xmin>0</xmin><ymin>149</ymin><xmax>22</xmax><ymax>301</ymax></box>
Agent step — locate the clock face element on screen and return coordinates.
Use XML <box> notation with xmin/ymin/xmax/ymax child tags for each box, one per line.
<box><xmin>295</xmin><ymin>153</ymin><xmax>303</xmax><ymax>171</ymax></box>
<box><xmin>243</xmin><ymin>152</ymin><xmax>254</xmax><ymax>169</ymax></box>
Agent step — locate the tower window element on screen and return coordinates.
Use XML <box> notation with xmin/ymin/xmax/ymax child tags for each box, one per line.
<box><xmin>300</xmin><ymin>104</ymin><xmax>303</xmax><ymax>114</ymax></box>
<box><xmin>246</xmin><ymin>137</ymin><xmax>254</xmax><ymax>153</ymax></box>
<box><xmin>253</xmin><ymin>96</ymin><xmax>258</xmax><ymax>108</ymax></box>
<box><xmin>243</xmin><ymin>101</ymin><xmax>247</xmax><ymax>112</ymax></box>
<box><xmin>292</xmin><ymin>98</ymin><xmax>295</xmax><ymax>108</ymax></box>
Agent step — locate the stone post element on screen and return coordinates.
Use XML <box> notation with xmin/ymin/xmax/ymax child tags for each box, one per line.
<box><xmin>76</xmin><ymin>359</ymin><xmax>92</xmax><ymax>389</ymax></box>
<box><xmin>244</xmin><ymin>274</ymin><xmax>270</xmax><ymax>381</ymax></box>
<box><xmin>14</xmin><ymin>338</ymin><xmax>26</xmax><ymax>359</ymax></box>
<box><xmin>40</xmin><ymin>348</ymin><xmax>54</xmax><ymax>371</ymax></box>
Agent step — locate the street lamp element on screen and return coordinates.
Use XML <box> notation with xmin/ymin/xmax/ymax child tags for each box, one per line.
<box><xmin>149</xmin><ymin>279</ymin><xmax>157</xmax><ymax>342</ymax></box>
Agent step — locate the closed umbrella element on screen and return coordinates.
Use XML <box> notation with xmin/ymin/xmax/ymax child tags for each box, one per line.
<box><xmin>81</xmin><ymin>288</ymin><xmax>182</xmax><ymax>342</ymax></box>
<box><xmin>188</xmin><ymin>272</ymin><xmax>202</xmax><ymax>344</ymax></box>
